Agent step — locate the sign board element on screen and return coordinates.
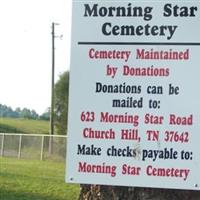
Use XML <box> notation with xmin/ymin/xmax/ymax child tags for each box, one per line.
<box><xmin>66</xmin><ymin>0</ymin><xmax>200</xmax><ymax>190</ymax></box>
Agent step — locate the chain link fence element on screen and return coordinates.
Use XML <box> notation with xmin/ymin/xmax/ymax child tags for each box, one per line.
<box><xmin>0</xmin><ymin>133</ymin><xmax>67</xmax><ymax>162</ymax></box>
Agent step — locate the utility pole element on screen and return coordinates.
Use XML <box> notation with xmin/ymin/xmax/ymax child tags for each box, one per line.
<box><xmin>49</xmin><ymin>22</ymin><xmax>62</xmax><ymax>154</ymax></box>
<box><xmin>50</xmin><ymin>22</ymin><xmax>55</xmax><ymax>137</ymax></box>
<box><xmin>49</xmin><ymin>22</ymin><xmax>63</xmax><ymax>154</ymax></box>
<box><xmin>49</xmin><ymin>22</ymin><xmax>55</xmax><ymax>154</ymax></box>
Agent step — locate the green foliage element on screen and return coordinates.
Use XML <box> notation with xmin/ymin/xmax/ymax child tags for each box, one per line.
<box><xmin>0</xmin><ymin>157</ymin><xmax>79</xmax><ymax>200</ymax></box>
<box><xmin>0</xmin><ymin>104</ymin><xmax>18</xmax><ymax>118</ymax></box>
<box><xmin>0</xmin><ymin>104</ymin><xmax>50</xmax><ymax>120</ymax></box>
<box><xmin>0</xmin><ymin>104</ymin><xmax>40</xmax><ymax>119</ymax></box>
<box><xmin>40</xmin><ymin>108</ymin><xmax>50</xmax><ymax>121</ymax></box>
<box><xmin>54</xmin><ymin>71</ymin><xmax>69</xmax><ymax>135</ymax></box>
<box><xmin>0</xmin><ymin>118</ymin><xmax>49</xmax><ymax>134</ymax></box>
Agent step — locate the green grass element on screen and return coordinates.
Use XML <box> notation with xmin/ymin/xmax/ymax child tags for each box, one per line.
<box><xmin>0</xmin><ymin>118</ymin><xmax>49</xmax><ymax>134</ymax></box>
<box><xmin>0</xmin><ymin>157</ymin><xmax>79</xmax><ymax>200</ymax></box>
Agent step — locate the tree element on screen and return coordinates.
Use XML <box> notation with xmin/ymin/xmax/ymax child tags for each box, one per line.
<box><xmin>20</xmin><ymin>108</ymin><xmax>32</xmax><ymax>119</ymax></box>
<box><xmin>0</xmin><ymin>104</ymin><xmax>19</xmax><ymax>118</ymax></box>
<box><xmin>0</xmin><ymin>104</ymin><xmax>13</xmax><ymax>117</ymax></box>
<box><xmin>15</xmin><ymin>107</ymin><xmax>21</xmax><ymax>118</ymax></box>
<box><xmin>40</xmin><ymin>108</ymin><xmax>50</xmax><ymax>120</ymax></box>
<box><xmin>31</xmin><ymin>110</ymin><xmax>39</xmax><ymax>120</ymax></box>
<box><xmin>54</xmin><ymin>71</ymin><xmax>69</xmax><ymax>135</ymax></box>
<box><xmin>0</xmin><ymin>104</ymin><xmax>40</xmax><ymax>119</ymax></box>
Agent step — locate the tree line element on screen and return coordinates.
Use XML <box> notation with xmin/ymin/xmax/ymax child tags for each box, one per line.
<box><xmin>0</xmin><ymin>104</ymin><xmax>50</xmax><ymax>120</ymax></box>
<box><xmin>0</xmin><ymin>71</ymin><xmax>69</xmax><ymax>134</ymax></box>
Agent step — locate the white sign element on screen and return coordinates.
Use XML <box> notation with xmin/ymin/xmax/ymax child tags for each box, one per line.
<box><xmin>66</xmin><ymin>0</ymin><xmax>200</xmax><ymax>190</ymax></box>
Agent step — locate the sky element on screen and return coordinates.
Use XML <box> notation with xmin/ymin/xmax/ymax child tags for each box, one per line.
<box><xmin>0</xmin><ymin>0</ymin><xmax>72</xmax><ymax>114</ymax></box>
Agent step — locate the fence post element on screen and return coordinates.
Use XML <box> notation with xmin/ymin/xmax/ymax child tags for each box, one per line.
<box><xmin>1</xmin><ymin>133</ymin><xmax>5</xmax><ymax>157</ymax></box>
<box><xmin>18</xmin><ymin>134</ymin><xmax>22</xmax><ymax>159</ymax></box>
<box><xmin>40</xmin><ymin>135</ymin><xmax>45</xmax><ymax>161</ymax></box>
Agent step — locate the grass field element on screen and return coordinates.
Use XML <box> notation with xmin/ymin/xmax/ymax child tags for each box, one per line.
<box><xmin>0</xmin><ymin>118</ymin><xmax>49</xmax><ymax>134</ymax></box>
<box><xmin>0</xmin><ymin>157</ymin><xmax>79</xmax><ymax>200</ymax></box>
